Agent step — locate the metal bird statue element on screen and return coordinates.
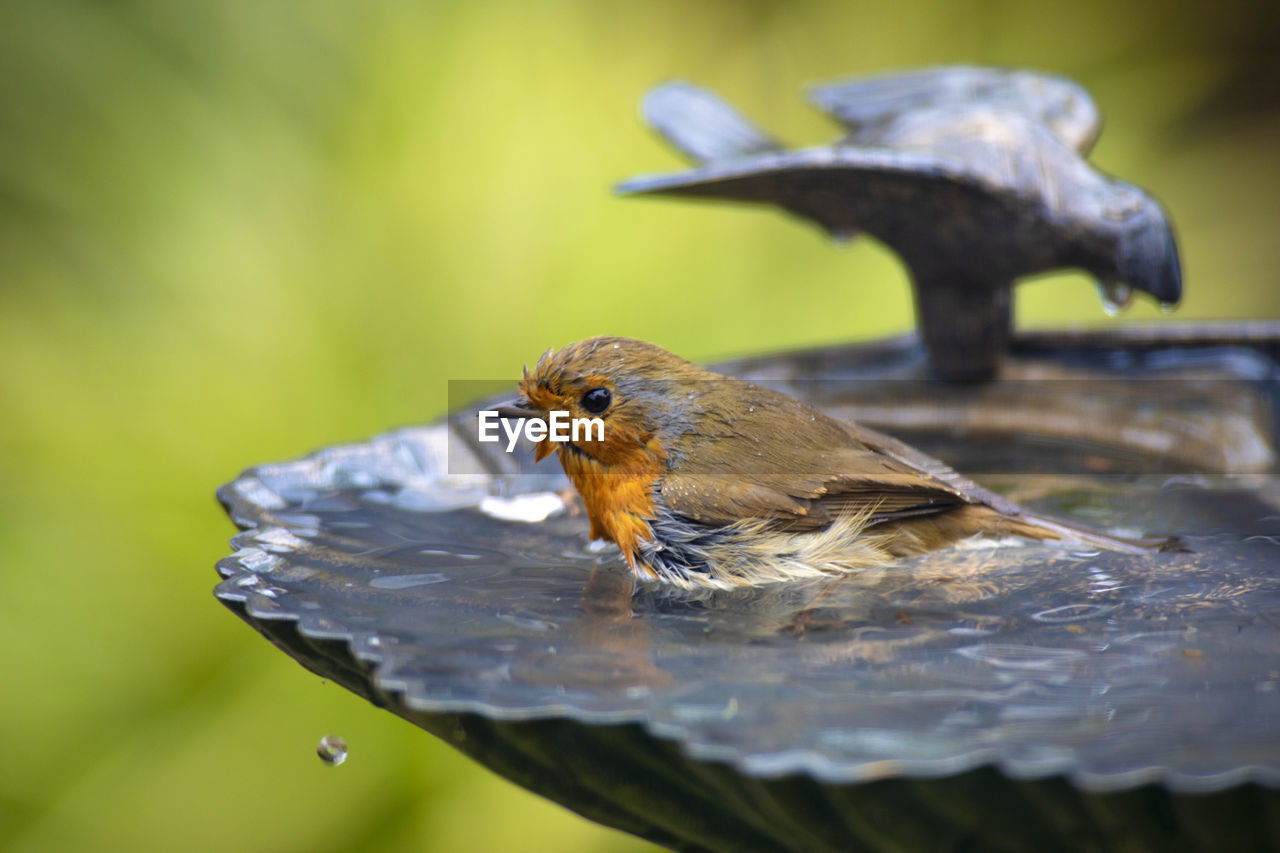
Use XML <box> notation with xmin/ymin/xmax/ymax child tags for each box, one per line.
<box><xmin>617</xmin><ymin>66</ymin><xmax>1183</xmax><ymax>379</ymax></box>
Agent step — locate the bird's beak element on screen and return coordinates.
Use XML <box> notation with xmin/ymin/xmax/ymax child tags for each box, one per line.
<box><xmin>493</xmin><ymin>397</ymin><xmax>539</xmax><ymax>419</ymax></box>
<box><xmin>489</xmin><ymin>397</ymin><xmax>556</xmax><ymax>462</ymax></box>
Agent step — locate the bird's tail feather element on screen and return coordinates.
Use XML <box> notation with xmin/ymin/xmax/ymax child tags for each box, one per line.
<box><xmin>883</xmin><ymin>504</ymin><xmax>1185</xmax><ymax>556</ymax></box>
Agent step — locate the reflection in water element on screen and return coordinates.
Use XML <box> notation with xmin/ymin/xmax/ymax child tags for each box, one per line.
<box><xmin>551</xmin><ymin>569</ymin><xmax>673</xmax><ymax>694</ymax></box>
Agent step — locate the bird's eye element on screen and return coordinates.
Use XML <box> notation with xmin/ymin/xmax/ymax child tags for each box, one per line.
<box><xmin>580</xmin><ymin>387</ymin><xmax>612</xmax><ymax>415</ymax></box>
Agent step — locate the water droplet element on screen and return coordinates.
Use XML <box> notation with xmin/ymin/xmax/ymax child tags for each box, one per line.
<box><xmin>1096</xmin><ymin>281</ymin><xmax>1132</xmax><ymax>316</ymax></box>
<box><xmin>612</xmin><ymin>343</ymin><xmax>620</xmax><ymax>349</ymax></box>
<box><xmin>1160</xmin><ymin>301</ymin><xmax>1178</xmax><ymax>314</ymax></box>
<box><xmin>317</xmin><ymin>735</ymin><xmax>348</xmax><ymax>766</ymax></box>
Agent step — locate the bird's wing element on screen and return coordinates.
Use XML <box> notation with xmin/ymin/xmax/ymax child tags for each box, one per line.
<box><xmin>836</xmin><ymin>421</ymin><xmax>1021</xmax><ymax>516</ymax></box>
<box><xmin>808</xmin><ymin>66</ymin><xmax>1101</xmax><ymax>154</ymax></box>
<box><xmin>660</xmin><ymin>440</ymin><xmax>970</xmax><ymax>531</ymax></box>
<box><xmin>658</xmin><ymin>386</ymin><xmax>973</xmax><ymax>531</ymax></box>
<box><xmin>640</xmin><ymin>81</ymin><xmax>785</xmax><ymax>165</ymax></box>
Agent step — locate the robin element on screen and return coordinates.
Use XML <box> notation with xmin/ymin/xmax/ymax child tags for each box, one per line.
<box><xmin>499</xmin><ymin>336</ymin><xmax>1176</xmax><ymax>588</ymax></box>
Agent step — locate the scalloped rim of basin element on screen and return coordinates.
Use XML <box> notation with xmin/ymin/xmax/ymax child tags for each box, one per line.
<box><xmin>215</xmin><ymin>424</ymin><xmax>1280</xmax><ymax>798</ymax></box>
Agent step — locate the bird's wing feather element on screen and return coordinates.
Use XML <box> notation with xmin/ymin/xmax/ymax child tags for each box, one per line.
<box><xmin>659</xmin><ymin>384</ymin><xmax>974</xmax><ymax>531</ymax></box>
<box><xmin>836</xmin><ymin>421</ymin><xmax>1022</xmax><ymax>516</ymax></box>
<box><xmin>660</xmin><ymin>444</ymin><xmax>969</xmax><ymax>531</ymax></box>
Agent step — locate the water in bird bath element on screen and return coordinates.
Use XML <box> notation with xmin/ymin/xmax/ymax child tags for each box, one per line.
<box><xmin>217</xmin><ymin>409</ymin><xmax>1280</xmax><ymax>788</ymax></box>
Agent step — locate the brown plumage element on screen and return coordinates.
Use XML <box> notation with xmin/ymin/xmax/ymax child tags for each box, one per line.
<box><xmin>507</xmin><ymin>336</ymin><xmax>1174</xmax><ymax>588</ymax></box>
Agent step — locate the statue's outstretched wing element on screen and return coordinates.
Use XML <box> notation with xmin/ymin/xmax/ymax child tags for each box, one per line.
<box><xmin>808</xmin><ymin>66</ymin><xmax>1101</xmax><ymax>155</ymax></box>
<box><xmin>617</xmin><ymin>145</ymin><xmax>1019</xmax><ymax>257</ymax></box>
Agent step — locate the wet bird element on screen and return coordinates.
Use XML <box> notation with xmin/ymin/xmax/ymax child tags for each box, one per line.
<box><xmin>501</xmin><ymin>336</ymin><xmax>1176</xmax><ymax>588</ymax></box>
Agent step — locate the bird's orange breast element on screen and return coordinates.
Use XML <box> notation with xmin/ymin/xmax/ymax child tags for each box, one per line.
<box><xmin>556</xmin><ymin>434</ymin><xmax>666</xmax><ymax>577</ymax></box>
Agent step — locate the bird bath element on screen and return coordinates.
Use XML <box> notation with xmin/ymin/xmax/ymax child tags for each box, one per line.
<box><xmin>216</xmin><ymin>325</ymin><xmax>1280</xmax><ymax>852</ymax></box>
<box><xmin>215</xmin><ymin>67</ymin><xmax>1278</xmax><ymax>850</ymax></box>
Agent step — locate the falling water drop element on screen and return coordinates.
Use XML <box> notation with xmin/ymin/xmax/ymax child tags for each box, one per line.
<box><xmin>317</xmin><ymin>735</ymin><xmax>348</xmax><ymax>766</ymax></box>
<box><xmin>1096</xmin><ymin>281</ymin><xmax>1133</xmax><ymax>316</ymax></box>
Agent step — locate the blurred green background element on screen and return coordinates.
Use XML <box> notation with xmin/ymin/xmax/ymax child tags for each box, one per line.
<box><xmin>2</xmin><ymin>0</ymin><xmax>1278</xmax><ymax>850</ymax></box>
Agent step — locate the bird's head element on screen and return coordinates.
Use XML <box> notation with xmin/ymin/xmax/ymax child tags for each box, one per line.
<box><xmin>1112</xmin><ymin>193</ymin><xmax>1182</xmax><ymax>308</ymax></box>
<box><xmin>507</xmin><ymin>337</ymin><xmax>710</xmax><ymax>470</ymax></box>
<box><xmin>1083</xmin><ymin>183</ymin><xmax>1183</xmax><ymax>310</ymax></box>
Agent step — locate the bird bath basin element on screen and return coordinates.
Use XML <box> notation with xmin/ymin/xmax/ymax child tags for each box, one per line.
<box><xmin>216</xmin><ymin>325</ymin><xmax>1280</xmax><ymax>853</ymax></box>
